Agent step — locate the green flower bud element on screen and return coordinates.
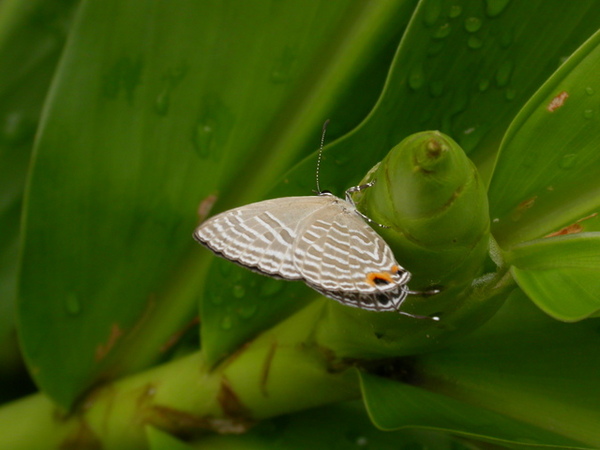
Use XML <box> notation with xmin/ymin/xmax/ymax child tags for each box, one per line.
<box><xmin>314</xmin><ymin>131</ymin><xmax>504</xmax><ymax>359</ymax></box>
<box><xmin>355</xmin><ymin>131</ymin><xmax>489</xmax><ymax>291</ymax></box>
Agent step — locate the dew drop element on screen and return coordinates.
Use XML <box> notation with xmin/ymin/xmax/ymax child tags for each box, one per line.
<box><xmin>155</xmin><ymin>89</ymin><xmax>170</xmax><ymax>116</ymax></box>
<box><xmin>459</xmin><ymin>123</ymin><xmax>490</xmax><ymax>152</ymax></box>
<box><xmin>270</xmin><ymin>45</ymin><xmax>297</xmax><ymax>84</ymax></box>
<box><xmin>0</xmin><ymin>111</ymin><xmax>34</xmax><ymax>144</ymax></box>
<box><xmin>464</xmin><ymin>17</ymin><xmax>482</xmax><ymax>33</ymax></box>
<box><xmin>586</xmin><ymin>86</ymin><xmax>595</xmax><ymax>96</ymax></box>
<box><xmin>478</xmin><ymin>78</ymin><xmax>490</xmax><ymax>92</ymax></box>
<box><xmin>467</xmin><ymin>36</ymin><xmax>483</xmax><ymax>49</ymax></box>
<box><xmin>584</xmin><ymin>109</ymin><xmax>594</xmax><ymax>119</ymax></box>
<box><xmin>355</xmin><ymin>436</ymin><xmax>368</xmax><ymax>446</ymax></box>
<box><xmin>192</xmin><ymin>119</ymin><xmax>217</xmax><ymax>158</ymax></box>
<box><xmin>559</xmin><ymin>153</ymin><xmax>577</xmax><ymax>169</ymax></box>
<box><xmin>220</xmin><ymin>315</ymin><xmax>233</xmax><ymax>330</ymax></box>
<box><xmin>210</xmin><ymin>292</ymin><xmax>223</xmax><ymax>305</ymax></box>
<box><xmin>238</xmin><ymin>304</ymin><xmax>257</xmax><ymax>319</ymax></box>
<box><xmin>505</xmin><ymin>87</ymin><xmax>516</xmax><ymax>100</ymax></box>
<box><xmin>65</xmin><ymin>294</ymin><xmax>81</xmax><ymax>316</ymax></box>
<box><xmin>485</xmin><ymin>0</ymin><xmax>511</xmax><ymax>17</ymax></box>
<box><xmin>260</xmin><ymin>279</ymin><xmax>284</xmax><ymax>297</ymax></box>
<box><xmin>429</xmin><ymin>80</ymin><xmax>444</xmax><ymax>97</ymax></box>
<box><xmin>433</xmin><ymin>23</ymin><xmax>451</xmax><ymax>39</ymax></box>
<box><xmin>495</xmin><ymin>60</ymin><xmax>514</xmax><ymax>87</ymax></box>
<box><xmin>500</xmin><ymin>28</ymin><xmax>514</xmax><ymax>48</ymax></box>
<box><xmin>408</xmin><ymin>64</ymin><xmax>425</xmax><ymax>91</ymax></box>
<box><xmin>423</xmin><ymin>0</ymin><xmax>442</xmax><ymax>26</ymax></box>
<box><xmin>427</xmin><ymin>40</ymin><xmax>445</xmax><ymax>56</ymax></box>
<box><xmin>218</xmin><ymin>260</ymin><xmax>232</xmax><ymax>276</ymax></box>
<box><xmin>102</xmin><ymin>56</ymin><xmax>143</xmax><ymax>103</ymax></box>
<box><xmin>449</xmin><ymin>5</ymin><xmax>462</xmax><ymax>18</ymax></box>
<box><xmin>233</xmin><ymin>285</ymin><xmax>246</xmax><ymax>299</ymax></box>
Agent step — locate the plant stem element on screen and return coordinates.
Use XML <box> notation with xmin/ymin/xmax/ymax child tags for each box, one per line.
<box><xmin>0</xmin><ymin>302</ymin><xmax>360</xmax><ymax>449</ymax></box>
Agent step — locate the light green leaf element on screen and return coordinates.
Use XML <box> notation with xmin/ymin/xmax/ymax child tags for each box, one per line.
<box><xmin>361</xmin><ymin>371</ymin><xmax>587</xmax><ymax>449</ymax></box>
<box><xmin>146</xmin><ymin>426</ymin><xmax>194</xmax><ymax>450</ymax></box>
<box><xmin>488</xmin><ymin>28</ymin><xmax>600</xmax><ymax>248</ymax></box>
<box><xmin>413</xmin><ymin>289</ymin><xmax>600</xmax><ymax>448</ymax></box>
<box><xmin>508</xmin><ymin>233</ymin><xmax>600</xmax><ymax>321</ymax></box>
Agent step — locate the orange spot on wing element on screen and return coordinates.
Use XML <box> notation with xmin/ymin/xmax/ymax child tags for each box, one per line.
<box><xmin>366</xmin><ymin>272</ymin><xmax>394</xmax><ymax>286</ymax></box>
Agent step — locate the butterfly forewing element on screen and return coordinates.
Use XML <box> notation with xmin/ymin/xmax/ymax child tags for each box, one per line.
<box><xmin>195</xmin><ymin>196</ymin><xmax>331</xmax><ymax>279</ymax></box>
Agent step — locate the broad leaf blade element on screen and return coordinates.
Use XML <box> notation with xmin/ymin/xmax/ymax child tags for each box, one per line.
<box><xmin>0</xmin><ymin>0</ymin><xmax>77</xmax><ymax>366</ymax></box>
<box><xmin>508</xmin><ymin>233</ymin><xmax>600</xmax><ymax>321</ymax></box>
<box><xmin>413</xmin><ymin>289</ymin><xmax>600</xmax><ymax>448</ymax></box>
<box><xmin>201</xmin><ymin>0</ymin><xmax>600</xmax><ymax>363</ymax></box>
<box><xmin>199</xmin><ymin>0</ymin><xmax>420</xmax><ymax>365</ymax></box>
<box><xmin>488</xmin><ymin>28</ymin><xmax>600</xmax><ymax>248</ymax></box>
<box><xmin>19</xmin><ymin>0</ymin><xmax>401</xmax><ymax>407</ymax></box>
<box><xmin>360</xmin><ymin>371</ymin><xmax>586</xmax><ymax>449</ymax></box>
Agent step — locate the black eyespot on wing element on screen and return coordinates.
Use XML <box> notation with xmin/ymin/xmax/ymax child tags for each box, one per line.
<box><xmin>375</xmin><ymin>293</ymin><xmax>390</xmax><ymax>305</ymax></box>
<box><xmin>373</xmin><ymin>276</ymin><xmax>391</xmax><ymax>286</ymax></box>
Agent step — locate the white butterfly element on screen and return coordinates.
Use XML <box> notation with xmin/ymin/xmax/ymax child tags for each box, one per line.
<box><xmin>194</xmin><ymin>122</ymin><xmax>438</xmax><ymax>319</ymax></box>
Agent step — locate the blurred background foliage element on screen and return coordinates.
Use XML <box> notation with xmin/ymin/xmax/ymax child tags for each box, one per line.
<box><xmin>1</xmin><ymin>0</ymin><xmax>600</xmax><ymax>448</ymax></box>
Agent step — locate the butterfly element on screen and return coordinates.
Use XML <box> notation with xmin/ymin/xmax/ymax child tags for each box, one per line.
<box><xmin>194</xmin><ymin>122</ymin><xmax>438</xmax><ymax>319</ymax></box>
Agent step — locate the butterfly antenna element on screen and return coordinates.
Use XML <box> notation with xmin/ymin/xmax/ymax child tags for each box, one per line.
<box><xmin>316</xmin><ymin>119</ymin><xmax>330</xmax><ymax>194</ymax></box>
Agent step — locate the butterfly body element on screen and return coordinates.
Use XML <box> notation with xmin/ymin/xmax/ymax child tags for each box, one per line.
<box><xmin>194</xmin><ymin>191</ymin><xmax>415</xmax><ymax>313</ymax></box>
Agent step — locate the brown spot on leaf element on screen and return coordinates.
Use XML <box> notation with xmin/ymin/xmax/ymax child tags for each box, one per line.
<box><xmin>198</xmin><ymin>194</ymin><xmax>218</xmax><ymax>222</ymax></box>
<box><xmin>218</xmin><ymin>377</ymin><xmax>252</xmax><ymax>420</ymax></box>
<box><xmin>547</xmin><ymin>91</ymin><xmax>569</xmax><ymax>112</ymax></box>
<box><xmin>159</xmin><ymin>316</ymin><xmax>200</xmax><ymax>353</ymax></box>
<box><xmin>545</xmin><ymin>212</ymin><xmax>598</xmax><ymax>237</ymax></box>
<box><xmin>95</xmin><ymin>324</ymin><xmax>123</xmax><ymax>362</ymax></box>
<box><xmin>511</xmin><ymin>196</ymin><xmax>538</xmax><ymax>221</ymax></box>
<box><xmin>260</xmin><ymin>342</ymin><xmax>277</xmax><ymax>397</ymax></box>
<box><xmin>59</xmin><ymin>418</ymin><xmax>101</xmax><ymax>450</ymax></box>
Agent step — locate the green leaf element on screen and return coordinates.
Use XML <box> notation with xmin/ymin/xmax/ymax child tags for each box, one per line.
<box><xmin>0</xmin><ymin>0</ymin><xmax>77</xmax><ymax>368</ymax></box>
<box><xmin>198</xmin><ymin>0</ymin><xmax>420</xmax><ymax>365</ymax></box>
<box><xmin>201</xmin><ymin>0</ymin><xmax>600</xmax><ymax>363</ymax></box>
<box><xmin>146</xmin><ymin>426</ymin><xmax>194</xmax><ymax>450</ymax></box>
<box><xmin>19</xmin><ymin>0</ymin><xmax>410</xmax><ymax>408</ymax></box>
<box><xmin>196</xmin><ymin>401</ymin><xmax>474</xmax><ymax>450</ymax></box>
<box><xmin>360</xmin><ymin>371</ymin><xmax>586</xmax><ymax>449</ymax></box>
<box><xmin>412</xmin><ymin>289</ymin><xmax>600</xmax><ymax>448</ymax></box>
<box><xmin>488</xmin><ymin>28</ymin><xmax>600</xmax><ymax>248</ymax></box>
<box><xmin>507</xmin><ymin>233</ymin><xmax>600</xmax><ymax>321</ymax></box>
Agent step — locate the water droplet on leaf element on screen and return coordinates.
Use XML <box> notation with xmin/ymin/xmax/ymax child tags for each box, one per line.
<box><xmin>65</xmin><ymin>294</ymin><xmax>81</xmax><ymax>316</ymax></box>
<box><xmin>464</xmin><ymin>17</ymin><xmax>482</xmax><ymax>33</ymax></box>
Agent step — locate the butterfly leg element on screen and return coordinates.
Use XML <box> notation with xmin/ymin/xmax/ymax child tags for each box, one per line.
<box><xmin>344</xmin><ymin>180</ymin><xmax>376</xmax><ymax>203</ymax></box>
<box><xmin>345</xmin><ymin>181</ymin><xmax>389</xmax><ymax>228</ymax></box>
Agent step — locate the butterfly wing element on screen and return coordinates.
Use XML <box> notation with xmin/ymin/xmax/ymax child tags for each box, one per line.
<box><xmin>293</xmin><ymin>197</ymin><xmax>411</xmax><ymax>311</ymax></box>
<box><xmin>194</xmin><ymin>196</ymin><xmax>331</xmax><ymax>280</ymax></box>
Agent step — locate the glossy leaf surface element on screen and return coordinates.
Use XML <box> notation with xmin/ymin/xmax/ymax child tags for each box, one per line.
<box><xmin>509</xmin><ymin>233</ymin><xmax>600</xmax><ymax>321</ymax></box>
<box><xmin>489</xmin><ymin>28</ymin><xmax>600</xmax><ymax>248</ymax></box>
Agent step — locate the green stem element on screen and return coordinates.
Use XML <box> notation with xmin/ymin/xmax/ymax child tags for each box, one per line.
<box><xmin>0</xmin><ymin>302</ymin><xmax>360</xmax><ymax>449</ymax></box>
